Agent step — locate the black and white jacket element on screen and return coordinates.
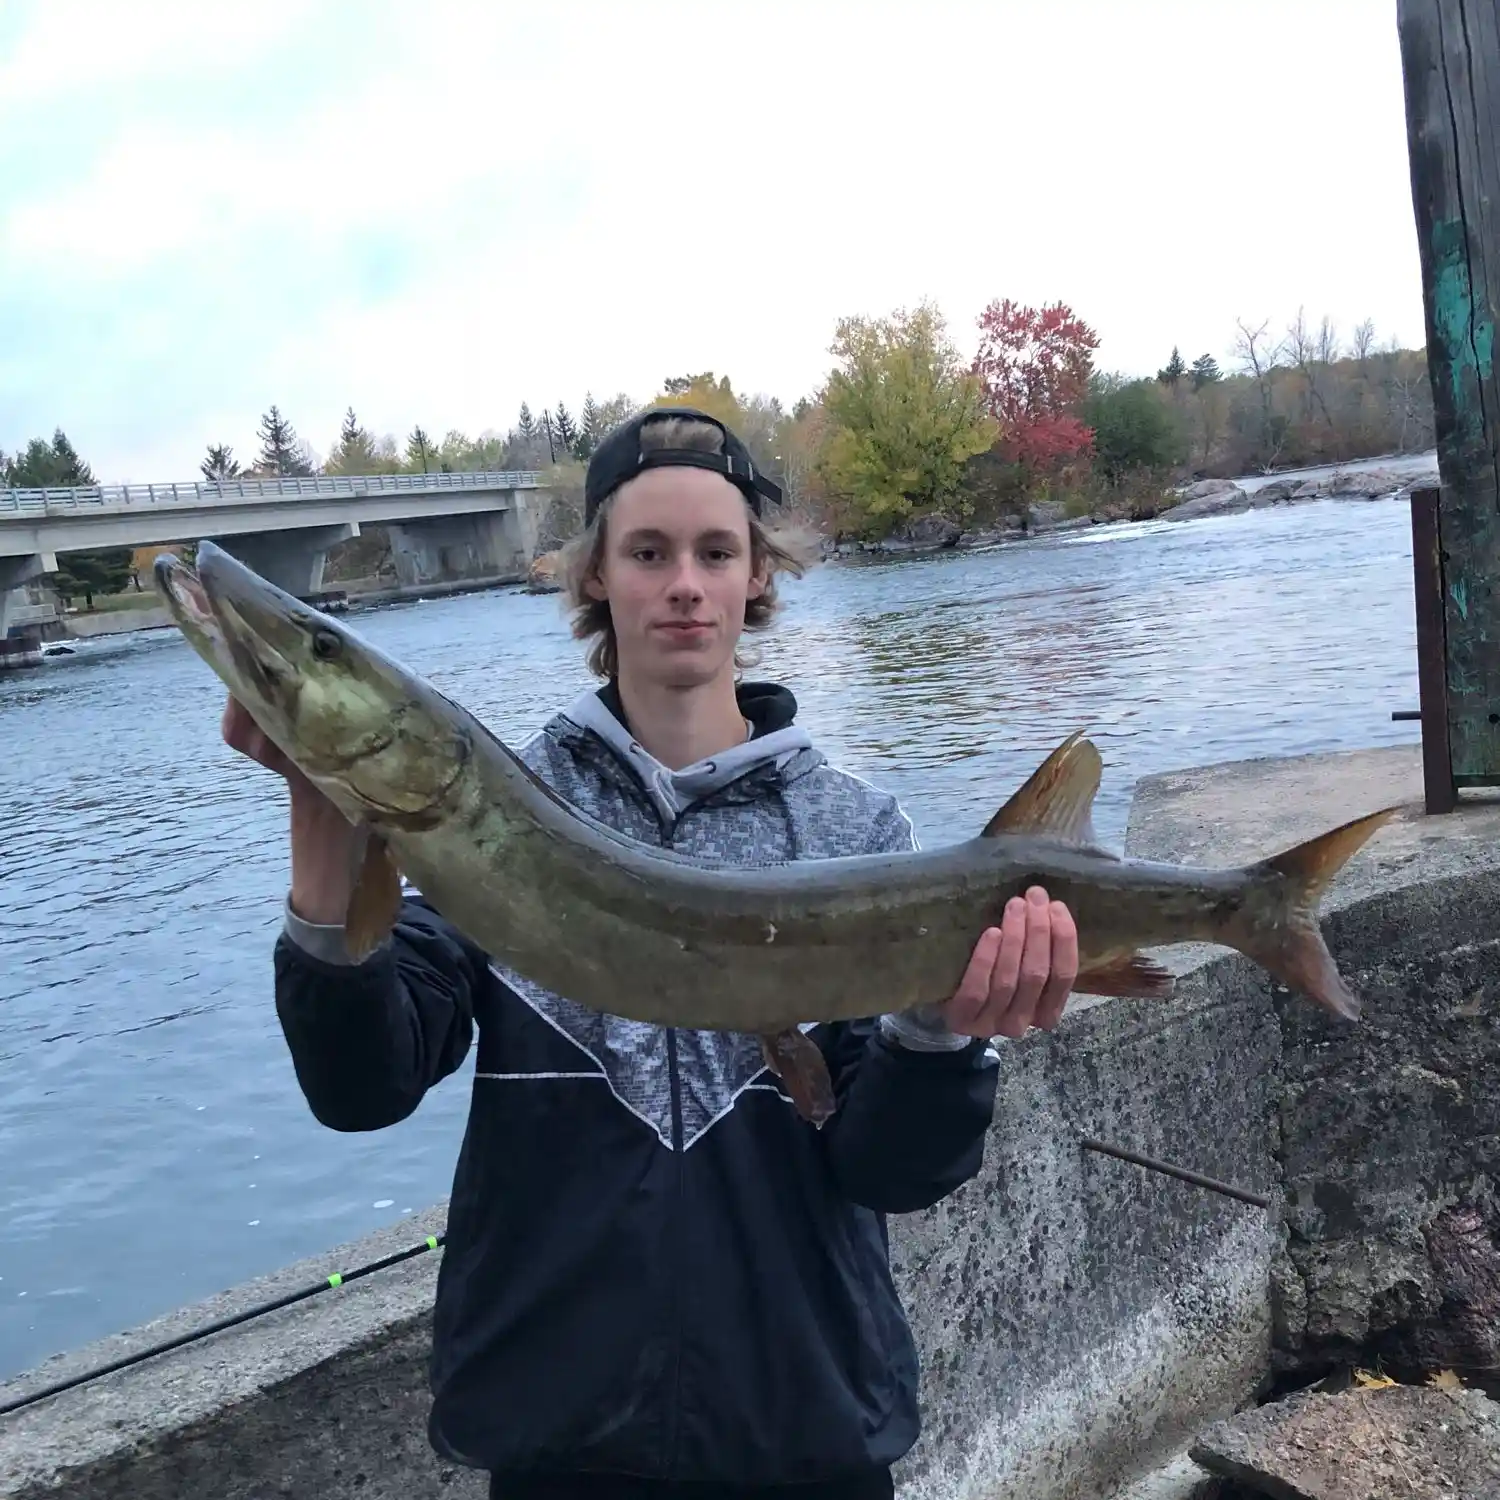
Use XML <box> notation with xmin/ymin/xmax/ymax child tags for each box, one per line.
<box><xmin>273</xmin><ymin>680</ymin><xmax>1001</xmax><ymax>1488</ymax></box>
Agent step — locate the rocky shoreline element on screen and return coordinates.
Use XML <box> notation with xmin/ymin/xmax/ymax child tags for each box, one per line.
<box><xmin>1163</xmin><ymin>458</ymin><xmax>1438</xmax><ymax>522</ymax></box>
<box><xmin>830</xmin><ymin>455</ymin><xmax>1440</xmax><ymax>559</ymax></box>
<box><xmin>520</xmin><ymin>456</ymin><xmax>1441</xmax><ymax>582</ymax></box>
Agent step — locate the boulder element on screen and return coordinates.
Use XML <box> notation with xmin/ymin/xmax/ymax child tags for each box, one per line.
<box><xmin>1249</xmin><ymin>478</ymin><xmax>1302</xmax><ymax>505</ymax></box>
<box><xmin>1025</xmin><ymin>499</ymin><xmax>1070</xmax><ymax>532</ymax></box>
<box><xmin>1326</xmin><ymin>467</ymin><xmax>1412</xmax><ymax>500</ymax></box>
<box><xmin>526</xmin><ymin>551</ymin><xmax>562</xmax><ymax>593</ymax></box>
<box><xmin>1180</xmin><ymin>478</ymin><xmax>1242</xmax><ymax>500</ymax></box>
<box><xmin>898</xmin><ymin>515</ymin><xmax>962</xmax><ymax>548</ymax></box>
<box><xmin>1190</xmin><ymin>1382</ymin><xmax>1500</xmax><ymax>1499</ymax></box>
<box><xmin>1163</xmin><ymin>484</ymin><xmax>1254</xmax><ymax>522</ymax></box>
<box><xmin>955</xmin><ymin>527</ymin><xmax>1024</xmax><ymax>550</ymax></box>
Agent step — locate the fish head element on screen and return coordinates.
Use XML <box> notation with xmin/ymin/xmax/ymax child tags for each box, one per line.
<box><xmin>156</xmin><ymin>540</ymin><xmax>470</xmax><ymax>826</ymax></box>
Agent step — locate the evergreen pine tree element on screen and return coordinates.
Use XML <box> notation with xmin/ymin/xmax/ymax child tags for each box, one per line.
<box><xmin>576</xmin><ymin>392</ymin><xmax>603</xmax><ymax>459</ymax></box>
<box><xmin>406</xmin><ymin>425</ymin><xmax>435</xmax><ymax>472</ymax></box>
<box><xmin>5</xmin><ymin>429</ymin><xmax>129</xmax><ymax>606</ymax></box>
<box><xmin>1157</xmin><ymin>347</ymin><xmax>1186</xmax><ymax>386</ymax></box>
<box><xmin>327</xmin><ymin>407</ymin><xmax>377</xmax><ymax>474</ymax></box>
<box><xmin>1190</xmin><ymin>354</ymin><xmax>1221</xmax><ymax>390</ymax></box>
<box><xmin>201</xmin><ymin>444</ymin><xmax>240</xmax><ymax>481</ymax></box>
<box><xmin>553</xmin><ymin>403</ymin><xmax>578</xmax><ymax>453</ymax></box>
<box><xmin>256</xmin><ymin>406</ymin><xmax>313</xmax><ymax>476</ymax></box>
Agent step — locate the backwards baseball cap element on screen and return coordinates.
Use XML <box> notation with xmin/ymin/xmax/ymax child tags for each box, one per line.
<box><xmin>583</xmin><ymin>406</ymin><xmax>784</xmax><ymax>526</ymax></box>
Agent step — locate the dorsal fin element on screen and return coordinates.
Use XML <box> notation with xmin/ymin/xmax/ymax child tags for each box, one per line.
<box><xmin>982</xmin><ymin>730</ymin><xmax>1103</xmax><ymax>843</ymax></box>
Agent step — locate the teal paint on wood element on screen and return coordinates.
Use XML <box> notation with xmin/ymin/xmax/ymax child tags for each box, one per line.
<box><xmin>1398</xmin><ymin>0</ymin><xmax>1500</xmax><ymax>787</ymax></box>
<box><xmin>1432</xmin><ymin>217</ymin><xmax>1498</xmax><ymax>433</ymax></box>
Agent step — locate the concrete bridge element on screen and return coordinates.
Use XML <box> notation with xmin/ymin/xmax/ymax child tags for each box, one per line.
<box><xmin>0</xmin><ymin>469</ymin><xmax>546</xmax><ymax>636</ymax></box>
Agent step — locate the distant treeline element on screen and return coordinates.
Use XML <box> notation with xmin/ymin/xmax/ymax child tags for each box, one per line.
<box><xmin>5</xmin><ymin>300</ymin><xmax>1438</xmax><ymax>559</ymax></box>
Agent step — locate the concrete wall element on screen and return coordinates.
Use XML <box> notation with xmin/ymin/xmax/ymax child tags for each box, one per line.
<box><xmin>0</xmin><ymin>964</ymin><xmax>1283</xmax><ymax>1500</ymax></box>
<box><xmin>0</xmin><ymin>552</ymin><xmax>54</xmax><ymax>637</ymax></box>
<box><xmin>890</xmin><ymin>958</ymin><xmax>1280</xmax><ymax>1500</ymax></box>
<box><xmin>4</xmin><ymin>743</ymin><xmax>1493</xmax><ymax>1500</ymax></box>
<box><xmin>386</xmin><ymin>507</ymin><xmax>533</xmax><ymax>589</ymax></box>
<box><xmin>215</xmin><ymin>523</ymin><xmax>359</xmax><ymax>597</ymax></box>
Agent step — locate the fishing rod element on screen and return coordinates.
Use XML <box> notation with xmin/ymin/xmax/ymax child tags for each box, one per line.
<box><xmin>0</xmin><ymin>1232</ymin><xmax>445</xmax><ymax>1421</ymax></box>
<box><xmin>0</xmin><ymin>1146</ymin><xmax>1265</xmax><ymax>1422</ymax></box>
<box><xmin>1080</xmin><ymin>1136</ymin><xmax>1271</xmax><ymax>1209</ymax></box>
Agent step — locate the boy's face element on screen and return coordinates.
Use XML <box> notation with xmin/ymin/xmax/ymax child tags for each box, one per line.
<box><xmin>587</xmin><ymin>466</ymin><xmax>767</xmax><ymax>690</ymax></box>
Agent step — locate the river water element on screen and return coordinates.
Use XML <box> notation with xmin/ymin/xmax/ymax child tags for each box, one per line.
<box><xmin>0</xmin><ymin>495</ymin><xmax>1422</xmax><ymax>1380</ymax></box>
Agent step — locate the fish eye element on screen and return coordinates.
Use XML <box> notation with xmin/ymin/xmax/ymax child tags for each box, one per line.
<box><xmin>310</xmin><ymin>628</ymin><xmax>342</xmax><ymax>661</ymax></box>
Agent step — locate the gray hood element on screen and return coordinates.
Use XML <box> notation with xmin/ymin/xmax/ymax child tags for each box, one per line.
<box><xmin>561</xmin><ymin>688</ymin><xmax>815</xmax><ymax>828</ymax></box>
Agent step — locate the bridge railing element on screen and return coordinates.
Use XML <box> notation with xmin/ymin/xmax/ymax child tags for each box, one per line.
<box><xmin>0</xmin><ymin>470</ymin><xmax>543</xmax><ymax>518</ymax></box>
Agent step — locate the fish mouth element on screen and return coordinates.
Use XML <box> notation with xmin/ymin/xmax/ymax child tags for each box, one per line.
<box><xmin>154</xmin><ymin>551</ymin><xmax>219</xmax><ymax>634</ymax></box>
<box><xmin>193</xmin><ymin>540</ymin><xmax>322</xmax><ymax>656</ymax></box>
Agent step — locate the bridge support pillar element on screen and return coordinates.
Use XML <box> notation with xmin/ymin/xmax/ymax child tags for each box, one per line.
<box><xmin>0</xmin><ymin>552</ymin><xmax>56</xmax><ymax>637</ymax></box>
<box><xmin>213</xmin><ymin>525</ymin><xmax>359</xmax><ymax>598</ymax></box>
<box><xmin>385</xmin><ymin>503</ymin><xmax>538</xmax><ymax>589</ymax></box>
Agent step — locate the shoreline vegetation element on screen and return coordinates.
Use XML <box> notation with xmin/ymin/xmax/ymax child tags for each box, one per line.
<box><xmin>4</xmin><ymin>295</ymin><xmax>1437</xmax><ymax>616</ymax></box>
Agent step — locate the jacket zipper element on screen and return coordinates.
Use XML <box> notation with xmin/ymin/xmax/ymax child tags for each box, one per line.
<box><xmin>660</xmin><ymin>814</ymin><xmax>688</xmax><ymax>1476</ymax></box>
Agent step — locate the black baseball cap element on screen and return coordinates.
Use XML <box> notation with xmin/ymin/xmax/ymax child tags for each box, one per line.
<box><xmin>583</xmin><ymin>406</ymin><xmax>783</xmax><ymax>525</ymax></box>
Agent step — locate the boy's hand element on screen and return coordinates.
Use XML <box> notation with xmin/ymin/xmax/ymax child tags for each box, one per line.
<box><xmin>941</xmin><ymin>887</ymin><xmax>1078</xmax><ymax>1039</ymax></box>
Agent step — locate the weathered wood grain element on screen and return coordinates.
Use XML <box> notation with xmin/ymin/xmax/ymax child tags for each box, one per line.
<box><xmin>1398</xmin><ymin>0</ymin><xmax>1500</xmax><ymax>785</ymax></box>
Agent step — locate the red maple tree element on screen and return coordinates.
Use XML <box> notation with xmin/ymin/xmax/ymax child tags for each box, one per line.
<box><xmin>972</xmin><ymin>299</ymin><xmax>1100</xmax><ymax>469</ymax></box>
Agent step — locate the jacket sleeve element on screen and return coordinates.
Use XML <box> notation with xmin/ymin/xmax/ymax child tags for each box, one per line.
<box><xmin>818</xmin><ymin>1023</ymin><xmax>999</xmax><ymax>1214</ymax></box>
<box><xmin>816</xmin><ymin>792</ymin><xmax>1002</xmax><ymax>1213</ymax></box>
<box><xmin>273</xmin><ymin>888</ymin><xmax>487</xmax><ymax>1133</ymax></box>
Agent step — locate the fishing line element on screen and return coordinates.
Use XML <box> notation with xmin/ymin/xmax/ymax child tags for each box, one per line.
<box><xmin>0</xmin><ymin>1233</ymin><xmax>445</xmax><ymax>1420</ymax></box>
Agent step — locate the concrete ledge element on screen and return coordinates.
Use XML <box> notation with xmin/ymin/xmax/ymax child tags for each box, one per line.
<box><xmin>6</xmin><ymin>742</ymin><xmax>1500</xmax><ymax>1499</ymax></box>
<box><xmin>0</xmin><ymin>1207</ymin><xmax>482</xmax><ymax>1500</ymax></box>
<box><xmin>890</xmin><ymin>953</ymin><xmax>1280</xmax><ymax>1500</ymax></box>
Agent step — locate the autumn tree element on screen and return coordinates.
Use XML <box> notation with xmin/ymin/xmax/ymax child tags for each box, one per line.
<box><xmin>594</xmin><ymin>393</ymin><xmax>639</xmax><ymax>436</ymax></box>
<box><xmin>817</xmin><ymin>301</ymin><xmax>996</xmax><ymax>535</ymax></box>
<box><xmin>777</xmin><ymin>400</ymin><xmax>831</xmax><ymax>515</ymax></box>
<box><xmin>651</xmin><ymin>372</ymin><xmax>745</xmax><ymax>430</ymax></box>
<box><xmin>1223</xmin><ymin>317</ymin><xmax>1300</xmax><ymax>469</ymax></box>
<box><xmin>971</xmin><ymin>299</ymin><xmax>1099</xmax><ymax>472</ymax></box>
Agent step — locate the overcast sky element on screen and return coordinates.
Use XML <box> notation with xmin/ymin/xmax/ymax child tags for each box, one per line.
<box><xmin>0</xmin><ymin>0</ymin><xmax>1423</xmax><ymax>483</ymax></box>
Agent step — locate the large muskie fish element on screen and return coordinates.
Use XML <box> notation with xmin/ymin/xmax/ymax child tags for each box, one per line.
<box><xmin>156</xmin><ymin>541</ymin><xmax>1398</xmax><ymax>1125</ymax></box>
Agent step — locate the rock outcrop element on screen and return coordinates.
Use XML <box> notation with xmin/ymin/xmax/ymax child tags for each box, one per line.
<box><xmin>1190</xmin><ymin>1382</ymin><xmax>1500</xmax><ymax>1499</ymax></box>
<box><xmin>525</xmin><ymin>550</ymin><xmax>562</xmax><ymax>593</ymax></box>
<box><xmin>1165</xmin><ymin>459</ymin><xmax>1437</xmax><ymax>522</ymax></box>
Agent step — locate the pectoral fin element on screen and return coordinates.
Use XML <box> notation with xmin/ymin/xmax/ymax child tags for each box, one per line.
<box><xmin>982</xmin><ymin>729</ymin><xmax>1105</xmax><ymax>847</ymax></box>
<box><xmin>759</xmin><ymin>1029</ymin><xmax>837</xmax><ymax>1128</ymax></box>
<box><xmin>343</xmin><ymin>824</ymin><xmax>404</xmax><ymax>963</ymax></box>
<box><xmin>1075</xmin><ymin>952</ymin><xmax>1176</xmax><ymax>998</ymax></box>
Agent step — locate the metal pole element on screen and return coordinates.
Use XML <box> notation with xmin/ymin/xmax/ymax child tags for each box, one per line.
<box><xmin>1080</xmin><ymin>1136</ymin><xmax>1271</xmax><ymax>1209</ymax></box>
<box><xmin>1410</xmin><ymin>485</ymin><xmax>1457</xmax><ymax>813</ymax></box>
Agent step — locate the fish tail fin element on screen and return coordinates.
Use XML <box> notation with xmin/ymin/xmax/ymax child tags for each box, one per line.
<box><xmin>1234</xmin><ymin>806</ymin><xmax>1400</xmax><ymax>1020</ymax></box>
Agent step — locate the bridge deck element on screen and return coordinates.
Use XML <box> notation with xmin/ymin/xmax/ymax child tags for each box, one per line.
<box><xmin>0</xmin><ymin>470</ymin><xmax>541</xmax><ymax>519</ymax></box>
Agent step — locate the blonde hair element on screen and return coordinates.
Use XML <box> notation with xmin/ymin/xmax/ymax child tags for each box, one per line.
<box><xmin>560</xmin><ymin>413</ymin><xmax>817</xmax><ymax>680</ymax></box>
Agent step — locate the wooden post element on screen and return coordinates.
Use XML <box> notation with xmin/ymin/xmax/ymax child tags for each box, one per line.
<box><xmin>1411</xmin><ymin>487</ymin><xmax>1458</xmax><ymax>811</ymax></box>
<box><xmin>1397</xmin><ymin>0</ymin><xmax>1500</xmax><ymax>792</ymax></box>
